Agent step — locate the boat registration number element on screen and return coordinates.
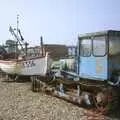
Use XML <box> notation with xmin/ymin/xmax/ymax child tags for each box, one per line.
<box><xmin>20</xmin><ymin>60</ymin><xmax>36</xmax><ymax>68</ymax></box>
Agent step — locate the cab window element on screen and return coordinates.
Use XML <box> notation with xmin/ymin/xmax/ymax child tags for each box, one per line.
<box><xmin>93</xmin><ymin>36</ymin><xmax>106</xmax><ymax>56</ymax></box>
<box><xmin>80</xmin><ymin>39</ymin><xmax>91</xmax><ymax>57</ymax></box>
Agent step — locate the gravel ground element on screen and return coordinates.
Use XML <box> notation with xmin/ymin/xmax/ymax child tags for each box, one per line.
<box><xmin>0</xmin><ymin>78</ymin><xmax>119</xmax><ymax>120</ymax></box>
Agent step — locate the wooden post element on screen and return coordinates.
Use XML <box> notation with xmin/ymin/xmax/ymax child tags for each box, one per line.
<box><xmin>40</xmin><ymin>36</ymin><xmax>44</xmax><ymax>56</ymax></box>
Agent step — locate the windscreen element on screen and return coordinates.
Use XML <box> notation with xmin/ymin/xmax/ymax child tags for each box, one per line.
<box><xmin>80</xmin><ymin>39</ymin><xmax>91</xmax><ymax>57</ymax></box>
<box><xmin>93</xmin><ymin>36</ymin><xmax>106</xmax><ymax>56</ymax></box>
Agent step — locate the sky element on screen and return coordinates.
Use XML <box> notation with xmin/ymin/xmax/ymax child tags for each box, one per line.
<box><xmin>0</xmin><ymin>0</ymin><xmax>120</xmax><ymax>46</ymax></box>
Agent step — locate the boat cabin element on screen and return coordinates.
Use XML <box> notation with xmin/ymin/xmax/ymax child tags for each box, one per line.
<box><xmin>77</xmin><ymin>30</ymin><xmax>120</xmax><ymax>81</ymax></box>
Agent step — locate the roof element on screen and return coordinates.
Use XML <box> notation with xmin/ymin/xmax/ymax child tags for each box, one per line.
<box><xmin>78</xmin><ymin>30</ymin><xmax>120</xmax><ymax>39</ymax></box>
<box><xmin>43</xmin><ymin>44</ymin><xmax>68</xmax><ymax>59</ymax></box>
<box><xmin>67</xmin><ymin>45</ymin><xmax>76</xmax><ymax>48</ymax></box>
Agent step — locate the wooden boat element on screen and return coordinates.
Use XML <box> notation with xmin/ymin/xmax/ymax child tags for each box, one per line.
<box><xmin>0</xmin><ymin>23</ymin><xmax>52</xmax><ymax>77</ymax></box>
<box><xmin>0</xmin><ymin>52</ymin><xmax>52</xmax><ymax>76</ymax></box>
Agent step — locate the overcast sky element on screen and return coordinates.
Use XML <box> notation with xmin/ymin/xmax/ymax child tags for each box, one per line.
<box><xmin>0</xmin><ymin>0</ymin><xmax>120</xmax><ymax>46</ymax></box>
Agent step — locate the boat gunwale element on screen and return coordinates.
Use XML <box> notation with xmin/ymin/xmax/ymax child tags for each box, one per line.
<box><xmin>0</xmin><ymin>55</ymin><xmax>46</xmax><ymax>64</ymax></box>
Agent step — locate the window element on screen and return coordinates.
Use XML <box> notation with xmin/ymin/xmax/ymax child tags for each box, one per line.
<box><xmin>68</xmin><ymin>47</ymin><xmax>76</xmax><ymax>56</ymax></box>
<box><xmin>68</xmin><ymin>48</ymin><xmax>72</xmax><ymax>56</ymax></box>
<box><xmin>72</xmin><ymin>48</ymin><xmax>76</xmax><ymax>56</ymax></box>
<box><xmin>93</xmin><ymin>36</ymin><xmax>106</xmax><ymax>56</ymax></box>
<box><xmin>109</xmin><ymin>36</ymin><xmax>120</xmax><ymax>55</ymax></box>
<box><xmin>80</xmin><ymin>39</ymin><xmax>91</xmax><ymax>57</ymax></box>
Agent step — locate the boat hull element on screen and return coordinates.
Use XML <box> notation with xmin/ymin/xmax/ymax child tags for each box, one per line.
<box><xmin>0</xmin><ymin>53</ymin><xmax>52</xmax><ymax>76</ymax></box>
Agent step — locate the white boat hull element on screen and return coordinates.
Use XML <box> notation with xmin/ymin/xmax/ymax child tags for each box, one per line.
<box><xmin>0</xmin><ymin>53</ymin><xmax>52</xmax><ymax>76</ymax></box>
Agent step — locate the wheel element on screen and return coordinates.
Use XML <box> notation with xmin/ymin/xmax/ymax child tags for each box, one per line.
<box><xmin>94</xmin><ymin>89</ymin><xmax>114</xmax><ymax>114</ymax></box>
<box><xmin>9</xmin><ymin>74</ymin><xmax>18</xmax><ymax>81</ymax></box>
<box><xmin>95</xmin><ymin>92</ymin><xmax>108</xmax><ymax>108</ymax></box>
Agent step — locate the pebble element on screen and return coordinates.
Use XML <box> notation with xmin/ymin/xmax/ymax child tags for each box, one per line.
<box><xmin>0</xmin><ymin>77</ymin><xmax>118</xmax><ymax>120</ymax></box>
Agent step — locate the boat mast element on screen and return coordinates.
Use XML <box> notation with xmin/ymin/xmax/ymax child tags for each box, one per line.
<box><xmin>17</xmin><ymin>14</ymin><xmax>19</xmax><ymax>38</ymax></box>
<box><xmin>16</xmin><ymin>14</ymin><xmax>19</xmax><ymax>54</ymax></box>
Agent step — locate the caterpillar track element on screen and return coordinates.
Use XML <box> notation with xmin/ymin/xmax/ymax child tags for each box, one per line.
<box><xmin>31</xmin><ymin>75</ymin><xmax>120</xmax><ymax>116</ymax></box>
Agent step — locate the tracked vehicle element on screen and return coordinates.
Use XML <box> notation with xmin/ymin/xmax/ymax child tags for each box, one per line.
<box><xmin>31</xmin><ymin>30</ymin><xmax>120</xmax><ymax>114</ymax></box>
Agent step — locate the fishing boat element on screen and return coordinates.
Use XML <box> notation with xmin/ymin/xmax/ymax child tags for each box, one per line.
<box><xmin>0</xmin><ymin>17</ymin><xmax>52</xmax><ymax>77</ymax></box>
<box><xmin>0</xmin><ymin>52</ymin><xmax>52</xmax><ymax>76</ymax></box>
